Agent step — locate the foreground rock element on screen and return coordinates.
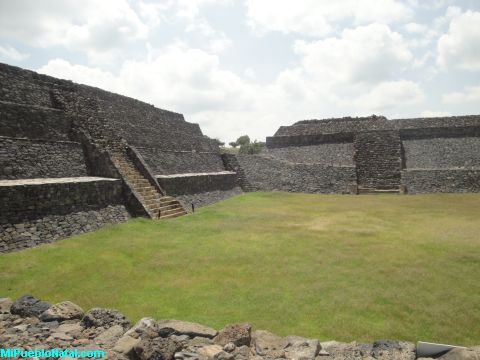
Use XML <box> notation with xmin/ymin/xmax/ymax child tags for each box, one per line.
<box><xmin>10</xmin><ymin>294</ymin><xmax>50</xmax><ymax>317</ymax></box>
<box><xmin>40</xmin><ymin>301</ymin><xmax>84</xmax><ymax>321</ymax></box>
<box><xmin>214</xmin><ymin>324</ymin><xmax>251</xmax><ymax>347</ymax></box>
<box><xmin>1</xmin><ymin>294</ymin><xmax>480</xmax><ymax>360</ymax></box>
<box><xmin>158</xmin><ymin>319</ymin><xmax>218</xmax><ymax>338</ymax></box>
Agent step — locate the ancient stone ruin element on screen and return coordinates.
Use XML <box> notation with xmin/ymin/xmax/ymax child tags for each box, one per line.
<box><xmin>0</xmin><ymin>63</ymin><xmax>241</xmax><ymax>253</ymax></box>
<box><xmin>234</xmin><ymin>115</ymin><xmax>480</xmax><ymax>195</ymax></box>
<box><xmin>1</xmin><ymin>62</ymin><xmax>480</xmax><ymax>253</ymax></box>
<box><xmin>2</xmin><ymin>296</ymin><xmax>479</xmax><ymax>360</ymax></box>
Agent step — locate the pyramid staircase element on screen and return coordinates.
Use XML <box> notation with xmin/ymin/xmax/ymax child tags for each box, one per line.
<box><xmin>111</xmin><ymin>152</ymin><xmax>187</xmax><ymax>219</ymax></box>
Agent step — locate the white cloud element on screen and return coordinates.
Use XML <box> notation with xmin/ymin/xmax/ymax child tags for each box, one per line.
<box><xmin>293</xmin><ymin>23</ymin><xmax>412</xmax><ymax>84</ymax></box>
<box><xmin>437</xmin><ymin>10</ymin><xmax>480</xmax><ymax>71</ymax></box>
<box><xmin>353</xmin><ymin>80</ymin><xmax>424</xmax><ymax>111</ymax></box>
<box><xmin>246</xmin><ymin>0</ymin><xmax>413</xmax><ymax>37</ymax></box>
<box><xmin>0</xmin><ymin>45</ymin><xmax>29</xmax><ymax>62</ymax></box>
<box><xmin>0</xmin><ymin>0</ymin><xmax>147</xmax><ymax>64</ymax></box>
<box><xmin>404</xmin><ymin>23</ymin><xmax>427</xmax><ymax>34</ymax></box>
<box><xmin>443</xmin><ymin>86</ymin><xmax>480</xmax><ymax>104</ymax></box>
<box><xmin>38</xmin><ymin>59</ymin><xmax>120</xmax><ymax>90</ymax></box>
<box><xmin>185</xmin><ymin>18</ymin><xmax>232</xmax><ymax>53</ymax></box>
<box><xmin>38</xmin><ymin>44</ymin><xmax>255</xmax><ymax>115</ymax></box>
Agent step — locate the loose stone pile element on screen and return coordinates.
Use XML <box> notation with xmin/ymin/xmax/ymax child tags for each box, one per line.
<box><xmin>1</xmin><ymin>296</ymin><xmax>479</xmax><ymax>360</ymax></box>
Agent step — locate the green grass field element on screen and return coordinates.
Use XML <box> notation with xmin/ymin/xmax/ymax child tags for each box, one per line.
<box><xmin>1</xmin><ymin>192</ymin><xmax>479</xmax><ymax>345</ymax></box>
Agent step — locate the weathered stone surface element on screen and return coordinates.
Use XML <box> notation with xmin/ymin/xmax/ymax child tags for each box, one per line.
<box><xmin>10</xmin><ymin>295</ymin><xmax>50</xmax><ymax>317</ymax></box>
<box><xmin>232</xmin><ymin>345</ymin><xmax>251</xmax><ymax>359</ymax></box>
<box><xmin>251</xmin><ymin>330</ymin><xmax>288</xmax><ymax>357</ymax></box>
<box><xmin>0</xmin><ymin>179</ymin><xmax>130</xmax><ymax>254</ymax></box>
<box><xmin>0</xmin><ymin>298</ymin><xmax>13</xmax><ymax>314</ymax></box>
<box><xmin>223</xmin><ymin>343</ymin><xmax>236</xmax><ymax>353</ymax></box>
<box><xmin>81</xmin><ymin>308</ymin><xmax>130</xmax><ymax>330</ymax></box>
<box><xmin>370</xmin><ymin>340</ymin><xmax>415</xmax><ymax>360</ymax></box>
<box><xmin>214</xmin><ymin>323</ymin><xmax>251</xmax><ymax>347</ymax></box>
<box><xmin>197</xmin><ymin>344</ymin><xmax>233</xmax><ymax>360</ymax></box>
<box><xmin>134</xmin><ymin>337</ymin><xmax>182</xmax><ymax>360</ymax></box>
<box><xmin>158</xmin><ymin>320</ymin><xmax>217</xmax><ymax>339</ymax></box>
<box><xmin>95</xmin><ymin>324</ymin><xmax>125</xmax><ymax>347</ymax></box>
<box><xmin>113</xmin><ymin>334</ymin><xmax>141</xmax><ymax>356</ymax></box>
<box><xmin>320</xmin><ymin>341</ymin><xmax>373</xmax><ymax>360</ymax></box>
<box><xmin>284</xmin><ymin>336</ymin><xmax>320</xmax><ymax>360</ymax></box>
<box><xmin>438</xmin><ymin>349</ymin><xmax>480</xmax><ymax>360</ymax></box>
<box><xmin>125</xmin><ymin>317</ymin><xmax>159</xmax><ymax>339</ymax></box>
<box><xmin>40</xmin><ymin>301</ymin><xmax>84</xmax><ymax>322</ymax></box>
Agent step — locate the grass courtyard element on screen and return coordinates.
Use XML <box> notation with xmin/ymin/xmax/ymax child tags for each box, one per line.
<box><xmin>0</xmin><ymin>192</ymin><xmax>479</xmax><ymax>345</ymax></box>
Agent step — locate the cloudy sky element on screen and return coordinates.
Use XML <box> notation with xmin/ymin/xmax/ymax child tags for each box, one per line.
<box><xmin>0</xmin><ymin>0</ymin><xmax>479</xmax><ymax>143</ymax></box>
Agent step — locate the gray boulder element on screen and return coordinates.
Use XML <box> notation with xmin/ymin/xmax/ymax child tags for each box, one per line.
<box><xmin>10</xmin><ymin>295</ymin><xmax>50</xmax><ymax>317</ymax></box>
<box><xmin>251</xmin><ymin>330</ymin><xmax>288</xmax><ymax>357</ymax></box>
<box><xmin>125</xmin><ymin>317</ymin><xmax>159</xmax><ymax>339</ymax></box>
<box><xmin>197</xmin><ymin>344</ymin><xmax>233</xmax><ymax>360</ymax></box>
<box><xmin>320</xmin><ymin>341</ymin><xmax>373</xmax><ymax>360</ymax></box>
<box><xmin>40</xmin><ymin>301</ymin><xmax>84</xmax><ymax>322</ymax></box>
<box><xmin>284</xmin><ymin>336</ymin><xmax>320</xmax><ymax>360</ymax></box>
<box><xmin>158</xmin><ymin>320</ymin><xmax>217</xmax><ymax>339</ymax></box>
<box><xmin>371</xmin><ymin>340</ymin><xmax>415</xmax><ymax>360</ymax></box>
<box><xmin>133</xmin><ymin>337</ymin><xmax>182</xmax><ymax>360</ymax></box>
<box><xmin>81</xmin><ymin>308</ymin><xmax>130</xmax><ymax>330</ymax></box>
<box><xmin>94</xmin><ymin>324</ymin><xmax>125</xmax><ymax>347</ymax></box>
<box><xmin>214</xmin><ymin>323</ymin><xmax>251</xmax><ymax>347</ymax></box>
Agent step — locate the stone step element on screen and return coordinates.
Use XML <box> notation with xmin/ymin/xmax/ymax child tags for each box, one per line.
<box><xmin>131</xmin><ymin>179</ymin><xmax>151</xmax><ymax>186</ymax></box>
<box><xmin>159</xmin><ymin>207</ymin><xmax>186</xmax><ymax>216</ymax></box>
<box><xmin>158</xmin><ymin>204</ymin><xmax>180</xmax><ymax>211</ymax></box>
<box><xmin>159</xmin><ymin>210</ymin><xmax>188</xmax><ymax>219</ymax></box>
<box><xmin>142</xmin><ymin>194</ymin><xmax>161</xmax><ymax>201</ymax></box>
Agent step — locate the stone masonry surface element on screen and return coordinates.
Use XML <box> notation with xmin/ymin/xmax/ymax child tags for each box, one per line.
<box><xmin>0</xmin><ymin>101</ymin><xmax>72</xmax><ymax>141</ymax></box>
<box><xmin>256</xmin><ymin>115</ymin><xmax>480</xmax><ymax>193</ymax></box>
<box><xmin>265</xmin><ymin>143</ymin><xmax>354</xmax><ymax>166</ymax></box>
<box><xmin>138</xmin><ymin>147</ymin><xmax>225</xmax><ymax>175</ymax></box>
<box><xmin>0</xmin><ymin>177</ymin><xmax>129</xmax><ymax>253</ymax></box>
<box><xmin>403</xmin><ymin>137</ymin><xmax>480</xmax><ymax>169</ymax></box>
<box><xmin>1</xmin><ymin>295</ymin><xmax>479</xmax><ymax>360</ymax></box>
<box><xmin>0</xmin><ymin>137</ymin><xmax>88</xmax><ymax>180</ymax></box>
<box><xmin>401</xmin><ymin>169</ymin><xmax>480</xmax><ymax>194</ymax></box>
<box><xmin>156</xmin><ymin>172</ymin><xmax>238</xmax><ymax>196</ymax></box>
<box><xmin>236</xmin><ymin>154</ymin><xmax>356</xmax><ymax>194</ymax></box>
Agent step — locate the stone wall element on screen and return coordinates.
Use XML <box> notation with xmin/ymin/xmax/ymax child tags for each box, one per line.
<box><xmin>265</xmin><ymin>143</ymin><xmax>354</xmax><ymax>166</ymax></box>
<box><xmin>138</xmin><ymin>147</ymin><xmax>225</xmax><ymax>175</ymax></box>
<box><xmin>402</xmin><ymin>169</ymin><xmax>480</xmax><ymax>194</ymax></box>
<box><xmin>266</xmin><ymin>132</ymin><xmax>353</xmax><ymax>148</ymax></box>
<box><xmin>275</xmin><ymin>115</ymin><xmax>480</xmax><ymax>138</ymax></box>
<box><xmin>0</xmin><ymin>101</ymin><xmax>72</xmax><ymax>141</ymax></box>
<box><xmin>274</xmin><ymin>116</ymin><xmax>388</xmax><ymax>136</ymax></box>
<box><xmin>0</xmin><ymin>178</ymin><xmax>130</xmax><ymax>253</ymax></box>
<box><xmin>354</xmin><ymin>131</ymin><xmax>402</xmax><ymax>189</ymax></box>
<box><xmin>0</xmin><ymin>137</ymin><xmax>88</xmax><ymax>180</ymax></box>
<box><xmin>157</xmin><ymin>172</ymin><xmax>238</xmax><ymax>196</ymax></box>
<box><xmin>403</xmin><ymin>137</ymin><xmax>480</xmax><ymax>169</ymax></box>
<box><xmin>236</xmin><ymin>154</ymin><xmax>356</xmax><ymax>193</ymax></box>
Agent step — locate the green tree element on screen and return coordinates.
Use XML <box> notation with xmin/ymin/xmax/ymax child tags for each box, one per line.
<box><xmin>229</xmin><ymin>141</ymin><xmax>238</xmax><ymax>148</ymax></box>
<box><xmin>236</xmin><ymin>135</ymin><xmax>250</xmax><ymax>146</ymax></box>
<box><xmin>239</xmin><ymin>140</ymin><xmax>265</xmax><ymax>154</ymax></box>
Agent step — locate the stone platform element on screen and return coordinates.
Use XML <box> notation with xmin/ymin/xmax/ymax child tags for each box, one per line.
<box><xmin>0</xmin><ymin>177</ymin><xmax>129</xmax><ymax>253</ymax></box>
